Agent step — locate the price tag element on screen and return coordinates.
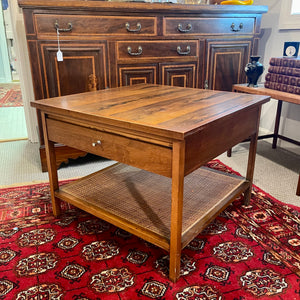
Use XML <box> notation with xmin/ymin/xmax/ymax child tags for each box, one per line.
<box><xmin>57</xmin><ymin>50</ymin><xmax>63</xmax><ymax>62</ymax></box>
<box><xmin>56</xmin><ymin>29</ymin><xmax>63</xmax><ymax>61</ymax></box>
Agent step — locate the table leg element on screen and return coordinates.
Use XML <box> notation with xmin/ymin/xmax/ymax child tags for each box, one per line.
<box><xmin>297</xmin><ymin>173</ymin><xmax>300</xmax><ymax>196</ymax></box>
<box><xmin>243</xmin><ymin>107</ymin><xmax>261</xmax><ymax>205</ymax></box>
<box><xmin>272</xmin><ymin>100</ymin><xmax>282</xmax><ymax>149</ymax></box>
<box><xmin>227</xmin><ymin>149</ymin><xmax>232</xmax><ymax>157</ymax></box>
<box><xmin>243</xmin><ymin>133</ymin><xmax>258</xmax><ymax>205</ymax></box>
<box><xmin>169</xmin><ymin>141</ymin><xmax>185</xmax><ymax>282</ymax></box>
<box><xmin>41</xmin><ymin>113</ymin><xmax>61</xmax><ymax>216</ymax></box>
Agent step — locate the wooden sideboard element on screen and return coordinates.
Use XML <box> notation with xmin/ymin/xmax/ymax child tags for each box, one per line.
<box><xmin>18</xmin><ymin>0</ymin><xmax>268</xmax><ymax>171</ymax></box>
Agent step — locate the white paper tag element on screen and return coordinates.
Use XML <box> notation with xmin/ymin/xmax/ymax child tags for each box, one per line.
<box><xmin>57</xmin><ymin>50</ymin><xmax>63</xmax><ymax>62</ymax></box>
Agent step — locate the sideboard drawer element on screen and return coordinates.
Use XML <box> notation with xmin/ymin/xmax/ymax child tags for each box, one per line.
<box><xmin>163</xmin><ymin>17</ymin><xmax>255</xmax><ymax>35</ymax></box>
<box><xmin>117</xmin><ymin>40</ymin><xmax>198</xmax><ymax>60</ymax></box>
<box><xmin>46</xmin><ymin>118</ymin><xmax>172</xmax><ymax>176</ymax></box>
<box><xmin>34</xmin><ymin>14</ymin><xmax>157</xmax><ymax>37</ymax></box>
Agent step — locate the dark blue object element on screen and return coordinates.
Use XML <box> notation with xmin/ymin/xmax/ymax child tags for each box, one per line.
<box><xmin>245</xmin><ymin>56</ymin><xmax>264</xmax><ymax>87</ymax></box>
<box><xmin>2</xmin><ymin>0</ymin><xmax>9</xmax><ymax>10</ymax></box>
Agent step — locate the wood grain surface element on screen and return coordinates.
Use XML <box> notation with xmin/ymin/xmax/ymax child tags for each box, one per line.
<box><xmin>32</xmin><ymin>84</ymin><xmax>270</xmax><ymax>140</ymax></box>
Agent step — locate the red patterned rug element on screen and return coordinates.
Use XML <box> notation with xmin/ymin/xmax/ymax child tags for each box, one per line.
<box><xmin>0</xmin><ymin>160</ymin><xmax>299</xmax><ymax>299</ymax></box>
<box><xmin>0</xmin><ymin>87</ymin><xmax>23</xmax><ymax>107</ymax></box>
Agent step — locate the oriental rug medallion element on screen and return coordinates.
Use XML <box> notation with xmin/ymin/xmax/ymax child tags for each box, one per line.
<box><xmin>0</xmin><ymin>160</ymin><xmax>299</xmax><ymax>299</ymax></box>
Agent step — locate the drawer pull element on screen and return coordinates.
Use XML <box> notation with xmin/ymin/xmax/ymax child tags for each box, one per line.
<box><xmin>177</xmin><ymin>45</ymin><xmax>191</xmax><ymax>56</ymax></box>
<box><xmin>177</xmin><ymin>23</ymin><xmax>192</xmax><ymax>33</ymax></box>
<box><xmin>54</xmin><ymin>21</ymin><xmax>72</xmax><ymax>32</ymax></box>
<box><xmin>92</xmin><ymin>140</ymin><xmax>102</xmax><ymax>147</ymax></box>
<box><xmin>125</xmin><ymin>22</ymin><xmax>142</xmax><ymax>33</ymax></box>
<box><xmin>230</xmin><ymin>23</ymin><xmax>243</xmax><ymax>32</ymax></box>
<box><xmin>127</xmin><ymin>46</ymin><xmax>143</xmax><ymax>56</ymax></box>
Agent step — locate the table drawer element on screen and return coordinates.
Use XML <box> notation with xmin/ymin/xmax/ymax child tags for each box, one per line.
<box><xmin>46</xmin><ymin>118</ymin><xmax>172</xmax><ymax>177</ymax></box>
<box><xmin>117</xmin><ymin>40</ymin><xmax>198</xmax><ymax>60</ymax></box>
<box><xmin>34</xmin><ymin>14</ymin><xmax>157</xmax><ymax>36</ymax></box>
<box><xmin>163</xmin><ymin>17</ymin><xmax>254</xmax><ymax>35</ymax></box>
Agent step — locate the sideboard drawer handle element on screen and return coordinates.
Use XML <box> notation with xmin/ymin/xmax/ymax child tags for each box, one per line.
<box><xmin>125</xmin><ymin>22</ymin><xmax>142</xmax><ymax>33</ymax></box>
<box><xmin>177</xmin><ymin>23</ymin><xmax>192</xmax><ymax>33</ymax></box>
<box><xmin>54</xmin><ymin>21</ymin><xmax>72</xmax><ymax>32</ymax></box>
<box><xmin>92</xmin><ymin>140</ymin><xmax>102</xmax><ymax>147</ymax></box>
<box><xmin>127</xmin><ymin>46</ymin><xmax>143</xmax><ymax>56</ymax></box>
<box><xmin>177</xmin><ymin>45</ymin><xmax>191</xmax><ymax>55</ymax></box>
<box><xmin>230</xmin><ymin>23</ymin><xmax>243</xmax><ymax>32</ymax></box>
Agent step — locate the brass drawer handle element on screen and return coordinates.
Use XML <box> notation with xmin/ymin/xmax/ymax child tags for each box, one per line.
<box><xmin>54</xmin><ymin>21</ymin><xmax>72</xmax><ymax>32</ymax></box>
<box><xmin>230</xmin><ymin>23</ymin><xmax>243</xmax><ymax>32</ymax></box>
<box><xmin>92</xmin><ymin>140</ymin><xmax>102</xmax><ymax>147</ymax></box>
<box><xmin>125</xmin><ymin>22</ymin><xmax>142</xmax><ymax>33</ymax></box>
<box><xmin>177</xmin><ymin>45</ymin><xmax>191</xmax><ymax>55</ymax></box>
<box><xmin>127</xmin><ymin>46</ymin><xmax>143</xmax><ymax>56</ymax></box>
<box><xmin>177</xmin><ymin>23</ymin><xmax>192</xmax><ymax>33</ymax></box>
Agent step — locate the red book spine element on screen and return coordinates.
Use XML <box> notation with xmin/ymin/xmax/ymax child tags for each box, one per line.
<box><xmin>264</xmin><ymin>72</ymin><xmax>300</xmax><ymax>86</ymax></box>
<box><xmin>269</xmin><ymin>57</ymin><xmax>300</xmax><ymax>68</ymax></box>
<box><xmin>264</xmin><ymin>80</ymin><xmax>300</xmax><ymax>95</ymax></box>
<box><xmin>264</xmin><ymin>81</ymin><xmax>276</xmax><ymax>89</ymax></box>
<box><xmin>268</xmin><ymin>66</ymin><xmax>300</xmax><ymax>77</ymax></box>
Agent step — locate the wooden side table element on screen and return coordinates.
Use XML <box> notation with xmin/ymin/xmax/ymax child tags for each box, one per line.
<box><xmin>31</xmin><ymin>84</ymin><xmax>269</xmax><ymax>282</ymax></box>
<box><xmin>232</xmin><ymin>83</ymin><xmax>300</xmax><ymax>196</ymax></box>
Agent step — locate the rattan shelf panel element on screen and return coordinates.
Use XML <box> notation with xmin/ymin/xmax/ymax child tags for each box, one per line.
<box><xmin>56</xmin><ymin>163</ymin><xmax>248</xmax><ymax>250</ymax></box>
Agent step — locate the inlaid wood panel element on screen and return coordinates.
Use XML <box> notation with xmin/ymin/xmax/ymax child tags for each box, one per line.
<box><xmin>160</xmin><ymin>63</ymin><xmax>197</xmax><ymax>88</ymax></box>
<box><xmin>206</xmin><ymin>40</ymin><xmax>251</xmax><ymax>91</ymax></box>
<box><xmin>118</xmin><ymin>65</ymin><xmax>157</xmax><ymax>86</ymax></box>
<box><xmin>40</xmin><ymin>42</ymin><xmax>108</xmax><ymax>98</ymax></box>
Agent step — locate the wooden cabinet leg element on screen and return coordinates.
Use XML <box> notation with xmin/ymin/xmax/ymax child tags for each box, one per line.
<box><xmin>169</xmin><ymin>141</ymin><xmax>185</xmax><ymax>282</ymax></box>
<box><xmin>41</xmin><ymin>113</ymin><xmax>61</xmax><ymax>216</ymax></box>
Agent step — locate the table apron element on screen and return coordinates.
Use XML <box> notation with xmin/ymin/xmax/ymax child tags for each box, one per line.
<box><xmin>46</xmin><ymin>118</ymin><xmax>173</xmax><ymax>177</ymax></box>
<box><xmin>185</xmin><ymin>106</ymin><xmax>260</xmax><ymax>174</ymax></box>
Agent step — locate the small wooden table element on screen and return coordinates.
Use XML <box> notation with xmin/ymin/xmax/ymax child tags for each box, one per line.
<box><xmin>31</xmin><ymin>84</ymin><xmax>269</xmax><ymax>282</ymax></box>
<box><xmin>232</xmin><ymin>83</ymin><xmax>300</xmax><ymax>196</ymax></box>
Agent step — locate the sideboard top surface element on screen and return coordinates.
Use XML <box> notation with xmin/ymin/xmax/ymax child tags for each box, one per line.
<box><xmin>18</xmin><ymin>0</ymin><xmax>268</xmax><ymax>15</ymax></box>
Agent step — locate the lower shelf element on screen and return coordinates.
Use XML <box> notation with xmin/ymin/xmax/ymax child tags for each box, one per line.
<box><xmin>56</xmin><ymin>163</ymin><xmax>249</xmax><ymax>251</ymax></box>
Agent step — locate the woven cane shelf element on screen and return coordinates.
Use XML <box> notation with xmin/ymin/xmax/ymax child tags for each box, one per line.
<box><xmin>56</xmin><ymin>163</ymin><xmax>249</xmax><ymax>251</ymax></box>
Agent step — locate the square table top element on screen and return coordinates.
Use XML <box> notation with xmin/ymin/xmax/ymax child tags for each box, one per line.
<box><xmin>32</xmin><ymin>84</ymin><xmax>270</xmax><ymax>140</ymax></box>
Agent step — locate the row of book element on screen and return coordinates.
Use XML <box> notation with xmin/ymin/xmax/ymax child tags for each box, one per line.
<box><xmin>264</xmin><ymin>81</ymin><xmax>300</xmax><ymax>95</ymax></box>
<box><xmin>264</xmin><ymin>57</ymin><xmax>300</xmax><ymax>95</ymax></box>
<box><xmin>267</xmin><ymin>66</ymin><xmax>300</xmax><ymax>77</ymax></box>
<box><xmin>265</xmin><ymin>72</ymin><xmax>300</xmax><ymax>85</ymax></box>
<box><xmin>269</xmin><ymin>57</ymin><xmax>300</xmax><ymax>68</ymax></box>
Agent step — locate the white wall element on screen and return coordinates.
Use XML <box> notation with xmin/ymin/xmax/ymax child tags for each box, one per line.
<box><xmin>8</xmin><ymin>0</ymin><xmax>38</xmax><ymax>143</ymax></box>
<box><xmin>255</xmin><ymin>0</ymin><xmax>300</xmax><ymax>154</ymax></box>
